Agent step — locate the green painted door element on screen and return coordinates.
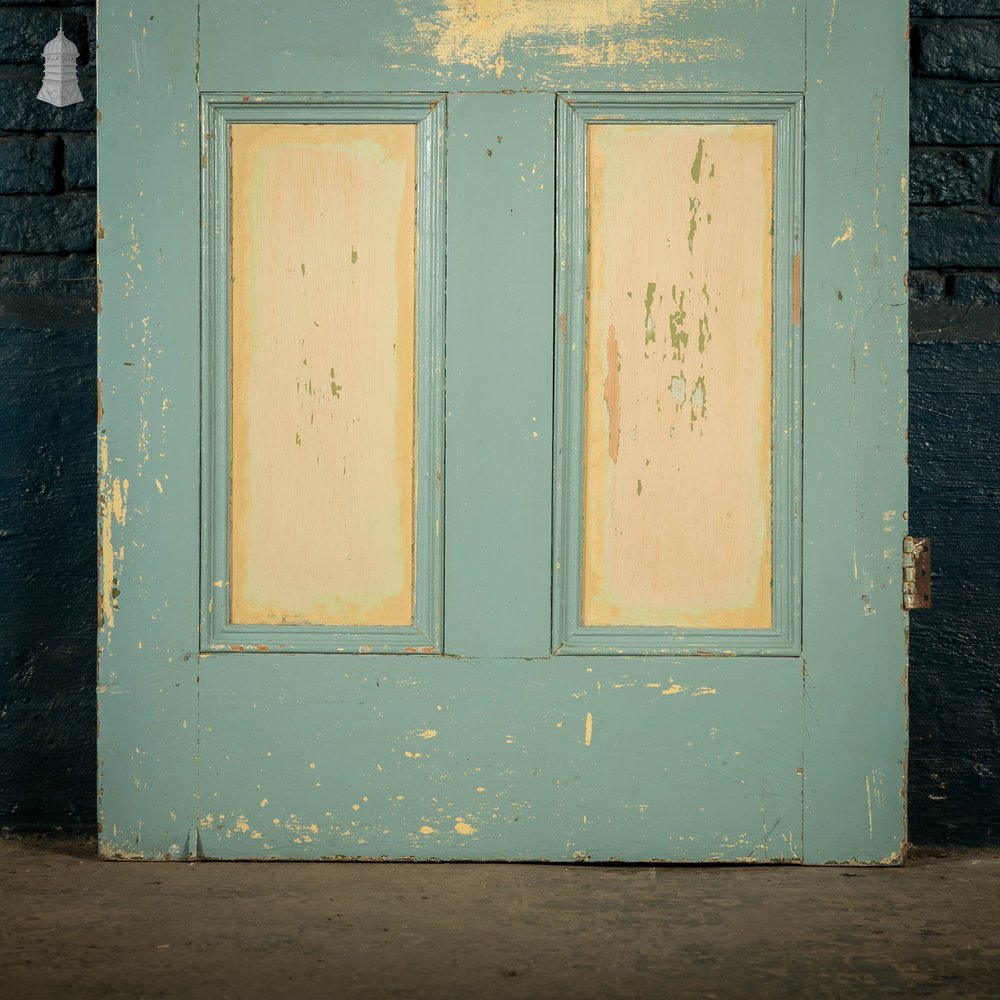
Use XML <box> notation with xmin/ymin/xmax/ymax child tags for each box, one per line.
<box><xmin>97</xmin><ymin>1</ymin><xmax>909</xmax><ymax>863</ymax></box>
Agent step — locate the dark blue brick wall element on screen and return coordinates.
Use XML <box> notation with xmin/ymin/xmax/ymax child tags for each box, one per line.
<box><xmin>0</xmin><ymin>4</ymin><xmax>997</xmax><ymax>845</ymax></box>
<box><xmin>909</xmin><ymin>4</ymin><xmax>1000</xmax><ymax>845</ymax></box>
<box><xmin>910</xmin><ymin>343</ymin><xmax>1000</xmax><ymax>845</ymax></box>
<box><xmin>910</xmin><ymin>1</ymin><xmax>1000</xmax><ymax>341</ymax></box>
<box><xmin>0</xmin><ymin>1</ymin><xmax>96</xmax><ymax>834</ymax></box>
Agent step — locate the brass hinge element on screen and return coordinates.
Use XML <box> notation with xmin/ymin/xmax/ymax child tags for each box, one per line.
<box><xmin>903</xmin><ymin>536</ymin><xmax>931</xmax><ymax>610</ymax></box>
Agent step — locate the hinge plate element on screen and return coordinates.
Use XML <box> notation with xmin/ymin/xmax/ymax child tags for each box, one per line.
<box><xmin>903</xmin><ymin>536</ymin><xmax>931</xmax><ymax>610</ymax></box>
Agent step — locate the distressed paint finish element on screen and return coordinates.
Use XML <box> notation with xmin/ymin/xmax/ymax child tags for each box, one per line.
<box><xmin>583</xmin><ymin>122</ymin><xmax>773</xmax><ymax>629</ymax></box>
<box><xmin>800</xmin><ymin>0</ymin><xmax>909</xmax><ymax>864</ymax></box>
<box><xmin>402</xmin><ymin>0</ymin><xmax>734</xmax><ymax>75</ymax></box>
<box><xmin>97</xmin><ymin>1</ymin><xmax>201</xmax><ymax>859</ymax></box>
<box><xmin>97</xmin><ymin>0</ymin><xmax>907</xmax><ymax>864</ymax></box>
<box><xmin>229</xmin><ymin>123</ymin><xmax>417</xmax><ymax>627</ymax></box>
<box><xmin>197</xmin><ymin>655</ymin><xmax>803</xmax><ymax>861</ymax></box>
<box><xmin>198</xmin><ymin>1</ymin><xmax>806</xmax><ymax>94</ymax></box>
<box><xmin>552</xmin><ymin>93</ymin><xmax>801</xmax><ymax>657</ymax></box>
<box><xmin>199</xmin><ymin>95</ymin><xmax>444</xmax><ymax>654</ymax></box>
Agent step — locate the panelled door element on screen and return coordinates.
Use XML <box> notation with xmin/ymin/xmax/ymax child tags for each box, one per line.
<box><xmin>97</xmin><ymin>1</ymin><xmax>909</xmax><ymax>863</ymax></box>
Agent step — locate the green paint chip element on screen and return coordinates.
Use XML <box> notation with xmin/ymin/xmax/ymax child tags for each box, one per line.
<box><xmin>688</xmin><ymin>197</ymin><xmax>701</xmax><ymax>253</ymax></box>
<box><xmin>644</xmin><ymin>281</ymin><xmax>657</xmax><ymax>344</ymax></box>
<box><xmin>691</xmin><ymin>137</ymin><xmax>705</xmax><ymax>183</ymax></box>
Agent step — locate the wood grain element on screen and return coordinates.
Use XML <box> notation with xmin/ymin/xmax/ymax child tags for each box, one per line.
<box><xmin>229</xmin><ymin>123</ymin><xmax>417</xmax><ymax>626</ymax></box>
<box><xmin>582</xmin><ymin>122</ymin><xmax>774</xmax><ymax>629</ymax></box>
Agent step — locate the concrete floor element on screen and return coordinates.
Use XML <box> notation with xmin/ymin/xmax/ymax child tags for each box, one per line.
<box><xmin>2</xmin><ymin>839</ymin><xmax>998</xmax><ymax>999</ymax></box>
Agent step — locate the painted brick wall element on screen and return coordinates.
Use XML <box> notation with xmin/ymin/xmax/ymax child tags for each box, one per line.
<box><xmin>0</xmin><ymin>3</ymin><xmax>996</xmax><ymax>844</ymax></box>
<box><xmin>909</xmin><ymin>0</ymin><xmax>1000</xmax><ymax>845</ymax></box>
<box><xmin>0</xmin><ymin>1</ymin><xmax>97</xmax><ymax>834</ymax></box>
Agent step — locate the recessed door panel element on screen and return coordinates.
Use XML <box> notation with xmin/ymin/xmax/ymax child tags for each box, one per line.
<box><xmin>583</xmin><ymin>121</ymin><xmax>774</xmax><ymax>630</ymax></box>
<box><xmin>200</xmin><ymin>96</ymin><xmax>445</xmax><ymax>653</ymax></box>
<box><xmin>553</xmin><ymin>95</ymin><xmax>802</xmax><ymax>656</ymax></box>
<box><xmin>230</xmin><ymin>122</ymin><xmax>417</xmax><ymax>628</ymax></box>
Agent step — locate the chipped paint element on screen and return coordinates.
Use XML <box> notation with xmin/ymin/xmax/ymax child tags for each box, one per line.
<box><xmin>643</xmin><ymin>281</ymin><xmax>657</xmax><ymax>343</ymax></box>
<box><xmin>584</xmin><ymin>712</ymin><xmax>594</xmax><ymax>746</ymax></box>
<box><xmin>395</xmin><ymin>0</ymin><xmax>734</xmax><ymax>76</ymax></box>
<box><xmin>583</xmin><ymin>121</ymin><xmax>774</xmax><ymax>629</ymax></box>
<box><xmin>229</xmin><ymin>123</ymin><xmax>417</xmax><ymax>626</ymax></box>
<box><xmin>831</xmin><ymin>222</ymin><xmax>854</xmax><ymax>248</ymax></box>
<box><xmin>688</xmin><ymin>196</ymin><xmax>701</xmax><ymax>252</ymax></box>
<box><xmin>690</xmin><ymin>136</ymin><xmax>705</xmax><ymax>182</ymax></box>
<box><xmin>96</xmin><ymin>1</ymin><xmax>905</xmax><ymax>867</ymax></box>
<box><xmin>99</xmin><ymin>432</ymin><xmax>128</xmax><ymax>633</ymax></box>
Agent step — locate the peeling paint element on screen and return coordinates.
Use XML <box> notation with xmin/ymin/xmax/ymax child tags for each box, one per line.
<box><xmin>393</xmin><ymin>0</ymin><xmax>734</xmax><ymax>75</ymax></box>
<box><xmin>643</xmin><ymin>281</ymin><xmax>657</xmax><ymax>343</ymax></box>
<box><xmin>690</xmin><ymin>136</ymin><xmax>705</xmax><ymax>183</ymax></box>
<box><xmin>831</xmin><ymin>222</ymin><xmax>855</xmax><ymax>248</ymax></box>
<box><xmin>99</xmin><ymin>432</ymin><xmax>128</xmax><ymax>634</ymax></box>
<box><xmin>688</xmin><ymin>196</ymin><xmax>701</xmax><ymax>252</ymax></box>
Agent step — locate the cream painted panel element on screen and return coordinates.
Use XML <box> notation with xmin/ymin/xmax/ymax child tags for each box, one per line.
<box><xmin>583</xmin><ymin>122</ymin><xmax>774</xmax><ymax>629</ymax></box>
<box><xmin>230</xmin><ymin>123</ymin><xmax>416</xmax><ymax>626</ymax></box>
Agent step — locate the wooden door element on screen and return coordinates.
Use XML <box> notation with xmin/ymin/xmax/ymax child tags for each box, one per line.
<box><xmin>97</xmin><ymin>1</ymin><xmax>909</xmax><ymax>863</ymax></box>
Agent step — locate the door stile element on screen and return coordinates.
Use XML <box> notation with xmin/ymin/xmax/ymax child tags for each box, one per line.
<box><xmin>801</xmin><ymin>0</ymin><xmax>909</xmax><ymax>863</ymax></box>
<box><xmin>97</xmin><ymin>0</ymin><xmax>201</xmax><ymax>859</ymax></box>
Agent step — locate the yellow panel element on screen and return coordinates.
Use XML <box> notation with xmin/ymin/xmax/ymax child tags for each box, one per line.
<box><xmin>230</xmin><ymin>123</ymin><xmax>416</xmax><ymax>626</ymax></box>
<box><xmin>583</xmin><ymin>123</ymin><xmax>774</xmax><ymax>629</ymax></box>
